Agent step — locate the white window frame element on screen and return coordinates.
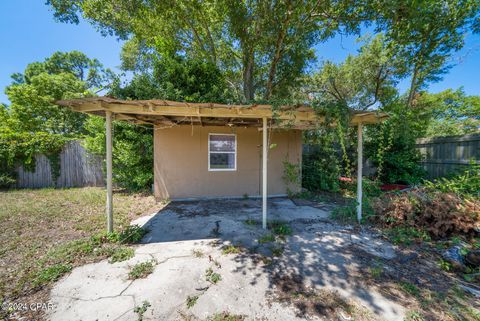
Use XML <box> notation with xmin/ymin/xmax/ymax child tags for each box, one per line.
<box><xmin>208</xmin><ymin>133</ymin><xmax>237</xmax><ymax>171</ymax></box>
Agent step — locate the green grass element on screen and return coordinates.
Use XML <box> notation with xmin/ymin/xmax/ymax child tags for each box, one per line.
<box><xmin>0</xmin><ymin>187</ymin><xmax>160</xmax><ymax>309</ymax></box>
<box><xmin>258</xmin><ymin>234</ymin><xmax>275</xmax><ymax>244</ymax></box>
<box><xmin>33</xmin><ymin>263</ymin><xmax>72</xmax><ymax>287</ymax></box>
<box><xmin>399</xmin><ymin>281</ymin><xmax>421</xmax><ymax>297</ymax></box>
<box><xmin>244</xmin><ymin>219</ymin><xmax>257</xmax><ymax>226</ymax></box>
<box><xmin>268</xmin><ymin>221</ymin><xmax>292</xmax><ymax>236</ymax></box>
<box><xmin>108</xmin><ymin>246</ymin><xmax>135</xmax><ymax>263</ymax></box>
<box><xmin>128</xmin><ymin>260</ymin><xmax>156</xmax><ymax>279</ymax></box>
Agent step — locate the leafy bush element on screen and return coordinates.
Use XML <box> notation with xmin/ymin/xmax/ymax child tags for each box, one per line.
<box><xmin>302</xmin><ymin>152</ymin><xmax>341</xmax><ymax>192</ymax></box>
<box><xmin>424</xmin><ymin>163</ymin><xmax>480</xmax><ymax>198</ymax></box>
<box><xmin>371</xmin><ymin>188</ymin><xmax>480</xmax><ymax>238</ymax></box>
<box><xmin>0</xmin><ymin>130</ymin><xmax>68</xmax><ymax>188</ymax></box>
<box><xmin>84</xmin><ymin>117</ymin><xmax>154</xmax><ymax>191</ymax></box>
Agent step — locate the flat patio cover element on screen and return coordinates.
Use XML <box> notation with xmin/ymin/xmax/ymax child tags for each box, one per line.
<box><xmin>57</xmin><ymin>97</ymin><xmax>388</xmax><ymax>232</ymax></box>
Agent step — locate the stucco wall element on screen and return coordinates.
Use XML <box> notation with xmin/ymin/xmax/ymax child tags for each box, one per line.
<box><xmin>153</xmin><ymin>125</ymin><xmax>302</xmax><ymax>199</ymax></box>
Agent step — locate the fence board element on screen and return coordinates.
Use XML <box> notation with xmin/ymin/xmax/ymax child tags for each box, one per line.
<box><xmin>16</xmin><ymin>140</ymin><xmax>105</xmax><ymax>189</ymax></box>
<box><xmin>416</xmin><ymin>134</ymin><xmax>480</xmax><ymax>179</ymax></box>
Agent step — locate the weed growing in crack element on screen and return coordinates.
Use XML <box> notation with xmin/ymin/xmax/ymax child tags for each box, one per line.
<box><xmin>222</xmin><ymin>245</ymin><xmax>242</xmax><ymax>255</ymax></box>
<box><xmin>244</xmin><ymin>219</ymin><xmax>257</xmax><ymax>226</ymax></box>
<box><xmin>134</xmin><ymin>300</ymin><xmax>151</xmax><ymax>321</ymax></box>
<box><xmin>192</xmin><ymin>249</ymin><xmax>204</xmax><ymax>258</ymax></box>
<box><xmin>186</xmin><ymin>295</ymin><xmax>199</xmax><ymax>309</ymax></box>
<box><xmin>270</xmin><ymin>246</ymin><xmax>284</xmax><ymax>257</ymax></box>
<box><xmin>128</xmin><ymin>260</ymin><xmax>156</xmax><ymax>279</ymax></box>
<box><xmin>270</xmin><ymin>221</ymin><xmax>292</xmax><ymax>237</ymax></box>
<box><xmin>205</xmin><ymin>267</ymin><xmax>222</xmax><ymax>284</ymax></box>
<box><xmin>258</xmin><ymin>234</ymin><xmax>275</xmax><ymax>244</ymax></box>
<box><xmin>208</xmin><ymin>312</ymin><xmax>246</xmax><ymax>321</ymax></box>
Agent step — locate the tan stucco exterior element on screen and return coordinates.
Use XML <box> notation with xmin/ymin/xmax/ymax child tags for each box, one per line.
<box><xmin>153</xmin><ymin>125</ymin><xmax>302</xmax><ymax>199</ymax></box>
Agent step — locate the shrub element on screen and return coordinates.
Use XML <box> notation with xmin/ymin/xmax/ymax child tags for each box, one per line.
<box><xmin>302</xmin><ymin>152</ymin><xmax>341</xmax><ymax>192</ymax></box>
<box><xmin>424</xmin><ymin>163</ymin><xmax>480</xmax><ymax>198</ymax></box>
<box><xmin>371</xmin><ymin>188</ymin><xmax>480</xmax><ymax>238</ymax></box>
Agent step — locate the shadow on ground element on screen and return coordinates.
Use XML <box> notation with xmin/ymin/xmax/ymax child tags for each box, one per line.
<box><xmin>48</xmin><ymin>198</ymin><xmax>455</xmax><ymax>321</ymax></box>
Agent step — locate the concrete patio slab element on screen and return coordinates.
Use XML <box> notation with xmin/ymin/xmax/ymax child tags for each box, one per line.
<box><xmin>48</xmin><ymin>198</ymin><xmax>406</xmax><ymax>321</ymax></box>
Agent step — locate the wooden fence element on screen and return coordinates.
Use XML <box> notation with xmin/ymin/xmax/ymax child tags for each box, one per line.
<box><xmin>416</xmin><ymin>134</ymin><xmax>480</xmax><ymax>179</ymax></box>
<box><xmin>16</xmin><ymin>140</ymin><xmax>105</xmax><ymax>189</ymax></box>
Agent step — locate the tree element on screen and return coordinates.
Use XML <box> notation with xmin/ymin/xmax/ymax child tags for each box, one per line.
<box><xmin>5</xmin><ymin>51</ymin><xmax>114</xmax><ymax>135</ymax></box>
<box><xmin>417</xmin><ymin>88</ymin><xmax>480</xmax><ymax>137</ymax></box>
<box><xmin>47</xmin><ymin>0</ymin><xmax>369</xmax><ymax>102</ymax></box>
<box><xmin>372</xmin><ymin>0</ymin><xmax>480</xmax><ymax>106</ymax></box>
<box><xmin>84</xmin><ymin>56</ymin><xmax>232</xmax><ymax>191</ymax></box>
<box><xmin>309</xmin><ymin>34</ymin><xmax>399</xmax><ymax>112</ymax></box>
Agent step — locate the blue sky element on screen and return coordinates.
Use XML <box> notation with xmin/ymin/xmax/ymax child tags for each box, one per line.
<box><xmin>1</xmin><ymin>1</ymin><xmax>479</xmax><ymax>104</ymax></box>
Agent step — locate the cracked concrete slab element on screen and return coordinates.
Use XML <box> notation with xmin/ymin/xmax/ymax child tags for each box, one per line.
<box><xmin>48</xmin><ymin>198</ymin><xmax>406</xmax><ymax>321</ymax></box>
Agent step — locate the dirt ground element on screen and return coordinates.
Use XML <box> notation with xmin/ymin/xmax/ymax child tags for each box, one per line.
<box><xmin>44</xmin><ymin>198</ymin><xmax>480</xmax><ymax>321</ymax></box>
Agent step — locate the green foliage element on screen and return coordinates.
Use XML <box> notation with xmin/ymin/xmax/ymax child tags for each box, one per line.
<box><xmin>282</xmin><ymin>160</ymin><xmax>301</xmax><ymax>197</ymax></box>
<box><xmin>33</xmin><ymin>263</ymin><xmax>72</xmax><ymax>287</ymax></box>
<box><xmin>269</xmin><ymin>221</ymin><xmax>292</xmax><ymax>237</ymax></box>
<box><xmin>0</xmin><ymin>51</ymin><xmax>113</xmax><ymax>188</ymax></box>
<box><xmin>208</xmin><ymin>312</ymin><xmax>245</xmax><ymax>321</ymax></box>
<box><xmin>134</xmin><ymin>301</ymin><xmax>151</xmax><ymax>321</ymax></box>
<box><xmin>186</xmin><ymin>295</ymin><xmax>199</xmax><ymax>309</ymax></box>
<box><xmin>128</xmin><ymin>261</ymin><xmax>156</xmax><ymax>280</ymax></box>
<box><xmin>399</xmin><ymin>281</ymin><xmax>421</xmax><ymax>298</ymax></box>
<box><xmin>84</xmin><ymin>116</ymin><xmax>154</xmax><ymax>191</ymax></box>
<box><xmin>417</xmin><ymin>89</ymin><xmax>480</xmax><ymax>137</ymax></box>
<box><xmin>373</xmin><ymin>0</ymin><xmax>480</xmax><ymax>105</ymax></box>
<box><xmin>0</xmin><ymin>130</ymin><xmax>68</xmax><ymax>187</ymax></box>
<box><xmin>108</xmin><ymin>247</ymin><xmax>134</xmax><ymax>263</ymax></box>
<box><xmin>302</xmin><ymin>129</ymin><xmax>341</xmax><ymax>192</ymax></box>
<box><xmin>366</xmin><ymin>100</ymin><xmax>428</xmax><ymax>185</ymax></box>
<box><xmin>222</xmin><ymin>245</ymin><xmax>243</xmax><ymax>255</ymax></box>
<box><xmin>258</xmin><ymin>234</ymin><xmax>275</xmax><ymax>244</ymax></box>
<box><xmin>386</xmin><ymin>227</ymin><xmax>431</xmax><ymax>246</ymax></box>
<box><xmin>47</xmin><ymin>0</ymin><xmax>369</xmax><ymax>101</ymax></box>
<box><xmin>424</xmin><ymin>162</ymin><xmax>480</xmax><ymax>198</ymax></box>
<box><xmin>205</xmin><ymin>267</ymin><xmax>221</xmax><ymax>284</ymax></box>
<box><xmin>118</xmin><ymin>225</ymin><xmax>148</xmax><ymax>244</ymax></box>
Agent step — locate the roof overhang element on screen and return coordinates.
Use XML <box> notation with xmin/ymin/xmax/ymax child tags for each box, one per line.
<box><xmin>56</xmin><ymin>97</ymin><xmax>388</xmax><ymax>129</ymax></box>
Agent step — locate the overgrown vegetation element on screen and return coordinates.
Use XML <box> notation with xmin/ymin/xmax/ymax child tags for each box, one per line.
<box><xmin>128</xmin><ymin>260</ymin><xmax>156</xmax><ymax>280</ymax></box>
<box><xmin>0</xmin><ymin>188</ymin><xmax>159</xmax><ymax>319</ymax></box>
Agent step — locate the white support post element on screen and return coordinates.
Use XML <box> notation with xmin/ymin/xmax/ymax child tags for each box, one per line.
<box><xmin>356</xmin><ymin>122</ymin><xmax>363</xmax><ymax>223</ymax></box>
<box><xmin>106</xmin><ymin>111</ymin><xmax>113</xmax><ymax>233</ymax></box>
<box><xmin>262</xmin><ymin>117</ymin><xmax>268</xmax><ymax>230</ymax></box>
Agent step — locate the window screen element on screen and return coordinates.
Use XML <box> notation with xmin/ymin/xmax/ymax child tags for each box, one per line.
<box><xmin>209</xmin><ymin>134</ymin><xmax>236</xmax><ymax>170</ymax></box>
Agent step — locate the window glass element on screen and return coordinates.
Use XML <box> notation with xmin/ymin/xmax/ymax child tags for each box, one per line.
<box><xmin>209</xmin><ymin>134</ymin><xmax>236</xmax><ymax>170</ymax></box>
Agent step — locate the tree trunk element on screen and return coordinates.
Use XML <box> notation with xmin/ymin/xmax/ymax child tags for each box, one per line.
<box><xmin>407</xmin><ymin>67</ymin><xmax>419</xmax><ymax>107</ymax></box>
<box><xmin>243</xmin><ymin>49</ymin><xmax>255</xmax><ymax>101</ymax></box>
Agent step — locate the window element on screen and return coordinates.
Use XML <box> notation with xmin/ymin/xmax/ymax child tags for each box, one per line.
<box><xmin>208</xmin><ymin>134</ymin><xmax>236</xmax><ymax>171</ymax></box>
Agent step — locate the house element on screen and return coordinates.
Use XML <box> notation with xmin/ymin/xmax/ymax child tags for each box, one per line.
<box><xmin>57</xmin><ymin>97</ymin><xmax>387</xmax><ymax>230</ymax></box>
